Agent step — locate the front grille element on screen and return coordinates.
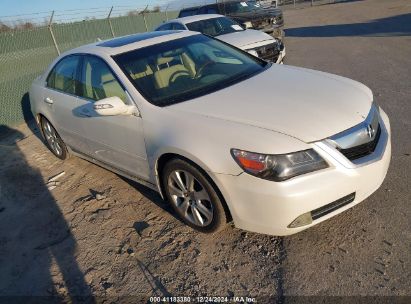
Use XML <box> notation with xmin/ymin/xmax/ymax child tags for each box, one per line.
<box><xmin>338</xmin><ymin>124</ymin><xmax>381</xmax><ymax>161</ymax></box>
<box><xmin>311</xmin><ymin>193</ymin><xmax>356</xmax><ymax>220</ymax></box>
<box><xmin>255</xmin><ymin>43</ymin><xmax>280</xmax><ymax>61</ymax></box>
<box><xmin>253</xmin><ymin>19</ymin><xmax>271</xmax><ymax>29</ymax></box>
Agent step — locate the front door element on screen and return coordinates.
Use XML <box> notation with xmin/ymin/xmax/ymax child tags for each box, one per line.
<box><xmin>74</xmin><ymin>55</ymin><xmax>149</xmax><ymax>180</ymax></box>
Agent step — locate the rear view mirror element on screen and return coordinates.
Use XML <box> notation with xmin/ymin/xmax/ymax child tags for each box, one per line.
<box><xmin>93</xmin><ymin>96</ymin><xmax>138</xmax><ymax>117</ymax></box>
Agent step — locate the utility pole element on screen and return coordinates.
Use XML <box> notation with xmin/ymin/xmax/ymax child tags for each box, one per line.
<box><xmin>107</xmin><ymin>6</ymin><xmax>115</xmax><ymax>37</ymax></box>
<box><xmin>165</xmin><ymin>4</ymin><xmax>169</xmax><ymax>21</ymax></box>
<box><xmin>141</xmin><ymin>5</ymin><xmax>149</xmax><ymax>32</ymax></box>
<box><xmin>48</xmin><ymin>11</ymin><xmax>60</xmax><ymax>55</ymax></box>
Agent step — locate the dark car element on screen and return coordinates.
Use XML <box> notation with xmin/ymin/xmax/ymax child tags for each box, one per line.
<box><xmin>178</xmin><ymin>0</ymin><xmax>284</xmax><ymax>40</ymax></box>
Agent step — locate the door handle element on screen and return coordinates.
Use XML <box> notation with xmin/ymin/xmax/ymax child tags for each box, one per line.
<box><xmin>44</xmin><ymin>97</ymin><xmax>54</xmax><ymax>105</ymax></box>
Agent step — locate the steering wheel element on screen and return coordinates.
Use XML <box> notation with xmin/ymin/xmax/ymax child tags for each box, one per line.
<box><xmin>169</xmin><ymin>70</ymin><xmax>191</xmax><ymax>84</ymax></box>
<box><xmin>194</xmin><ymin>61</ymin><xmax>215</xmax><ymax>79</ymax></box>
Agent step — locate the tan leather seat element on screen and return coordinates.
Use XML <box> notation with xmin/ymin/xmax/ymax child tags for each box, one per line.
<box><xmin>100</xmin><ymin>72</ymin><xmax>127</xmax><ymax>102</ymax></box>
<box><xmin>127</xmin><ymin>61</ymin><xmax>153</xmax><ymax>80</ymax></box>
<box><xmin>181</xmin><ymin>53</ymin><xmax>196</xmax><ymax>77</ymax></box>
<box><xmin>154</xmin><ymin>56</ymin><xmax>190</xmax><ymax>89</ymax></box>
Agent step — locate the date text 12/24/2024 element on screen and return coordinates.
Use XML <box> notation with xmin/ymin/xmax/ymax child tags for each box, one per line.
<box><xmin>149</xmin><ymin>296</ymin><xmax>257</xmax><ymax>303</ymax></box>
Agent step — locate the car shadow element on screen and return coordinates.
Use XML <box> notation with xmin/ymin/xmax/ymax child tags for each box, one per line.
<box><xmin>285</xmin><ymin>13</ymin><xmax>411</xmax><ymax>37</ymax></box>
<box><xmin>20</xmin><ymin>92</ymin><xmax>43</xmax><ymax>141</ymax></box>
<box><xmin>0</xmin><ymin>125</ymin><xmax>94</xmax><ymax>303</ymax></box>
<box><xmin>118</xmin><ymin>176</ymin><xmax>185</xmax><ymax>225</ymax></box>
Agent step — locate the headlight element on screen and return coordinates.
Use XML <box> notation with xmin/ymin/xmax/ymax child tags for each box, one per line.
<box><xmin>247</xmin><ymin>49</ymin><xmax>259</xmax><ymax>57</ymax></box>
<box><xmin>231</xmin><ymin>148</ymin><xmax>328</xmax><ymax>182</ymax></box>
<box><xmin>243</xmin><ymin>21</ymin><xmax>253</xmax><ymax>29</ymax></box>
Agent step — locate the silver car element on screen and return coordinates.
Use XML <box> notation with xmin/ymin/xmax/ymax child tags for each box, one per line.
<box><xmin>155</xmin><ymin>14</ymin><xmax>285</xmax><ymax>63</ymax></box>
<box><xmin>30</xmin><ymin>31</ymin><xmax>391</xmax><ymax>236</ymax></box>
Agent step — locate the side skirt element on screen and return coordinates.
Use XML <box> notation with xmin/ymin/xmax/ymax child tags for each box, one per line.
<box><xmin>69</xmin><ymin>147</ymin><xmax>159</xmax><ymax>193</ymax></box>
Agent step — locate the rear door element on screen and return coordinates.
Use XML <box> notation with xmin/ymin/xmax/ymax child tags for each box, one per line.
<box><xmin>74</xmin><ymin>55</ymin><xmax>150</xmax><ymax>180</ymax></box>
<box><xmin>43</xmin><ymin>55</ymin><xmax>87</xmax><ymax>151</ymax></box>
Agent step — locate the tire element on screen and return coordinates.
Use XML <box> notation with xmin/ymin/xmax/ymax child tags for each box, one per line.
<box><xmin>40</xmin><ymin>117</ymin><xmax>68</xmax><ymax>160</ymax></box>
<box><xmin>162</xmin><ymin>158</ymin><xmax>228</xmax><ymax>233</ymax></box>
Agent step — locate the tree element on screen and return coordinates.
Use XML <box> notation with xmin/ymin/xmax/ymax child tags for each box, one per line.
<box><xmin>152</xmin><ymin>5</ymin><xmax>161</xmax><ymax>12</ymax></box>
<box><xmin>0</xmin><ymin>22</ymin><xmax>11</xmax><ymax>32</ymax></box>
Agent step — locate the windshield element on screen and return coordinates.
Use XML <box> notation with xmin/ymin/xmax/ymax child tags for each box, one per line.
<box><xmin>247</xmin><ymin>0</ymin><xmax>263</xmax><ymax>7</ymax></box>
<box><xmin>186</xmin><ymin>17</ymin><xmax>244</xmax><ymax>37</ymax></box>
<box><xmin>113</xmin><ymin>34</ymin><xmax>268</xmax><ymax>107</ymax></box>
<box><xmin>224</xmin><ymin>1</ymin><xmax>261</xmax><ymax>14</ymax></box>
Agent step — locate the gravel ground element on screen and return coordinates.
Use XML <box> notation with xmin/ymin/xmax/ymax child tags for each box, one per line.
<box><xmin>0</xmin><ymin>126</ymin><xmax>284</xmax><ymax>302</ymax></box>
<box><xmin>0</xmin><ymin>0</ymin><xmax>410</xmax><ymax>302</ymax></box>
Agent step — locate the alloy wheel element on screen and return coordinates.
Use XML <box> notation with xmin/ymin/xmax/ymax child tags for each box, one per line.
<box><xmin>42</xmin><ymin>120</ymin><xmax>63</xmax><ymax>156</ymax></box>
<box><xmin>167</xmin><ymin>170</ymin><xmax>214</xmax><ymax>227</ymax></box>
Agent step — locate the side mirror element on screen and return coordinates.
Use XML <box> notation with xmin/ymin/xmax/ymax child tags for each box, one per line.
<box><xmin>93</xmin><ymin>96</ymin><xmax>139</xmax><ymax>117</ymax></box>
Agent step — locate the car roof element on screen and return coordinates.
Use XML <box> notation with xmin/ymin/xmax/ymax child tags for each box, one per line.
<box><xmin>165</xmin><ymin>14</ymin><xmax>225</xmax><ymax>25</ymax></box>
<box><xmin>62</xmin><ymin>30</ymin><xmax>200</xmax><ymax>57</ymax></box>
<box><xmin>179</xmin><ymin>0</ymin><xmax>242</xmax><ymax>11</ymax></box>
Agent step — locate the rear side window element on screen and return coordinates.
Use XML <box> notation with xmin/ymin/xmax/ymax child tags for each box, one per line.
<box><xmin>199</xmin><ymin>5</ymin><xmax>218</xmax><ymax>14</ymax></box>
<box><xmin>207</xmin><ymin>7</ymin><xmax>218</xmax><ymax>14</ymax></box>
<box><xmin>78</xmin><ymin>56</ymin><xmax>127</xmax><ymax>103</ymax></box>
<box><xmin>178</xmin><ymin>9</ymin><xmax>198</xmax><ymax>17</ymax></box>
<box><xmin>47</xmin><ymin>56</ymin><xmax>80</xmax><ymax>95</ymax></box>
<box><xmin>171</xmin><ymin>23</ymin><xmax>186</xmax><ymax>30</ymax></box>
<box><xmin>156</xmin><ymin>23</ymin><xmax>172</xmax><ymax>31</ymax></box>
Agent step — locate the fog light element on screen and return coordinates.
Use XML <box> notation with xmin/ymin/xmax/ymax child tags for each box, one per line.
<box><xmin>288</xmin><ymin>212</ymin><xmax>313</xmax><ymax>228</ymax></box>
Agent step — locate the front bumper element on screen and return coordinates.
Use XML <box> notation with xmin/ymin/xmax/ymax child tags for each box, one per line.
<box><xmin>248</xmin><ymin>42</ymin><xmax>285</xmax><ymax>63</ymax></box>
<box><xmin>210</xmin><ymin>108</ymin><xmax>391</xmax><ymax>236</ymax></box>
<box><xmin>277</xmin><ymin>47</ymin><xmax>286</xmax><ymax>64</ymax></box>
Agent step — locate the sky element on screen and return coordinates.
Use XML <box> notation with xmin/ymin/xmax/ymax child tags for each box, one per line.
<box><xmin>0</xmin><ymin>0</ymin><xmax>217</xmax><ymax>24</ymax></box>
<box><xmin>0</xmin><ymin>0</ymin><xmax>214</xmax><ymax>18</ymax></box>
<box><xmin>0</xmin><ymin>0</ymin><xmax>160</xmax><ymax>16</ymax></box>
<box><xmin>0</xmin><ymin>0</ymin><xmax>179</xmax><ymax>24</ymax></box>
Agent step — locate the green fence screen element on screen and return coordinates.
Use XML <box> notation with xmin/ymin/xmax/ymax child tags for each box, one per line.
<box><xmin>0</xmin><ymin>11</ymin><xmax>178</xmax><ymax>128</ymax></box>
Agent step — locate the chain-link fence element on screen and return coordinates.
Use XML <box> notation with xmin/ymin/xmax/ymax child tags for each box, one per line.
<box><xmin>0</xmin><ymin>9</ymin><xmax>179</xmax><ymax>128</ymax></box>
<box><xmin>0</xmin><ymin>0</ymin><xmax>349</xmax><ymax>128</ymax></box>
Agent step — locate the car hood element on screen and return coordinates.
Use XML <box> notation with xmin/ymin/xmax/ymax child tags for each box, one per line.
<box><xmin>169</xmin><ymin>65</ymin><xmax>373</xmax><ymax>143</ymax></box>
<box><xmin>217</xmin><ymin>29</ymin><xmax>274</xmax><ymax>49</ymax></box>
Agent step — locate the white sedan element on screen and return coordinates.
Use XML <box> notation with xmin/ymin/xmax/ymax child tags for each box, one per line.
<box><xmin>30</xmin><ymin>31</ymin><xmax>391</xmax><ymax>236</ymax></box>
<box><xmin>155</xmin><ymin>14</ymin><xmax>285</xmax><ymax>63</ymax></box>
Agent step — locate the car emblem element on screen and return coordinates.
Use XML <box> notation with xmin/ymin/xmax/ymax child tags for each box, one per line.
<box><xmin>366</xmin><ymin>124</ymin><xmax>375</xmax><ymax>139</ymax></box>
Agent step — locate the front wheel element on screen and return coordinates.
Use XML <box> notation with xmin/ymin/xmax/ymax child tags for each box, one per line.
<box><xmin>162</xmin><ymin>159</ymin><xmax>228</xmax><ymax>233</ymax></box>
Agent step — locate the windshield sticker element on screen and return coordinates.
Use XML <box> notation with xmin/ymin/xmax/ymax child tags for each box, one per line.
<box><xmin>231</xmin><ymin>25</ymin><xmax>244</xmax><ymax>31</ymax></box>
<box><xmin>240</xmin><ymin>2</ymin><xmax>248</xmax><ymax>6</ymax></box>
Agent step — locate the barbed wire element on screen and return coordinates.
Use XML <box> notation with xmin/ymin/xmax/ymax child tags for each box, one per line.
<box><xmin>0</xmin><ymin>0</ymin><xmax>174</xmax><ymax>26</ymax></box>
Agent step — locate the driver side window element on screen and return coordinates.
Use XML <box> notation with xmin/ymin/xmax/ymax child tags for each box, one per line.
<box><xmin>79</xmin><ymin>56</ymin><xmax>127</xmax><ymax>103</ymax></box>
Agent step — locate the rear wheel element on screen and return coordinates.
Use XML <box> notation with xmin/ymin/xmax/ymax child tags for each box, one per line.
<box><xmin>41</xmin><ymin>117</ymin><xmax>68</xmax><ymax>160</ymax></box>
<box><xmin>162</xmin><ymin>159</ymin><xmax>227</xmax><ymax>233</ymax></box>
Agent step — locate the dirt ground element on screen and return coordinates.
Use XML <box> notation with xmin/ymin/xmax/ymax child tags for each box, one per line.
<box><xmin>0</xmin><ymin>0</ymin><xmax>410</xmax><ymax>303</ymax></box>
